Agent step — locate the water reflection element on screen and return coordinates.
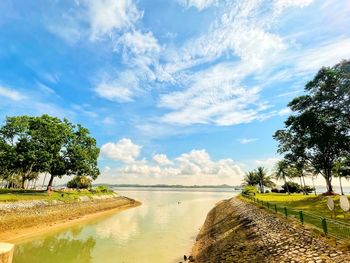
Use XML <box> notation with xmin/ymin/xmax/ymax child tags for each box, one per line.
<box><xmin>13</xmin><ymin>189</ymin><xmax>236</xmax><ymax>263</ymax></box>
<box><xmin>14</xmin><ymin>234</ymin><xmax>96</xmax><ymax>263</ymax></box>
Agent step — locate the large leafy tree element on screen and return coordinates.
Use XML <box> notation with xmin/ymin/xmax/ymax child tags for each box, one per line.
<box><xmin>0</xmin><ymin>115</ymin><xmax>100</xmax><ymax>189</ymax></box>
<box><xmin>274</xmin><ymin>60</ymin><xmax>350</xmax><ymax>194</ymax></box>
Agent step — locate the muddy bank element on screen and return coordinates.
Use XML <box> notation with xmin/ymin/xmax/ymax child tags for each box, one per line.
<box><xmin>0</xmin><ymin>196</ymin><xmax>141</xmax><ymax>242</ymax></box>
<box><xmin>191</xmin><ymin>197</ymin><xmax>350</xmax><ymax>263</ymax></box>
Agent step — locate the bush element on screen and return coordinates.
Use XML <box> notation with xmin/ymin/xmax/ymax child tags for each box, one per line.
<box><xmin>271</xmin><ymin>188</ymin><xmax>279</xmax><ymax>193</ymax></box>
<box><xmin>67</xmin><ymin>176</ymin><xmax>92</xmax><ymax>189</ymax></box>
<box><xmin>94</xmin><ymin>185</ymin><xmax>109</xmax><ymax>193</ymax></box>
<box><xmin>281</xmin><ymin>181</ymin><xmax>300</xmax><ymax>193</ymax></box>
<box><xmin>300</xmin><ymin>185</ymin><xmax>315</xmax><ymax>194</ymax></box>
<box><xmin>265</xmin><ymin>190</ymin><xmax>270</xmax><ymax>193</ymax></box>
<box><xmin>242</xmin><ymin>185</ymin><xmax>257</xmax><ymax>196</ymax></box>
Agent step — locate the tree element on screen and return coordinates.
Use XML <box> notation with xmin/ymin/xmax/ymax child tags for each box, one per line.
<box><xmin>243</xmin><ymin>171</ymin><xmax>258</xmax><ymax>186</ymax></box>
<box><xmin>0</xmin><ymin>115</ymin><xmax>100</xmax><ymax>189</ymax></box>
<box><xmin>274</xmin><ymin>160</ymin><xmax>291</xmax><ymax>194</ymax></box>
<box><xmin>67</xmin><ymin>176</ymin><xmax>92</xmax><ymax>189</ymax></box>
<box><xmin>333</xmin><ymin>159</ymin><xmax>350</xmax><ymax>195</ymax></box>
<box><xmin>255</xmin><ymin>167</ymin><xmax>275</xmax><ymax>193</ymax></box>
<box><xmin>274</xmin><ymin>60</ymin><xmax>350</xmax><ymax>194</ymax></box>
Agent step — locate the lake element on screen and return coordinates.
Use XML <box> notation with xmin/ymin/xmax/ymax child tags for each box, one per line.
<box><xmin>12</xmin><ymin>188</ymin><xmax>237</xmax><ymax>263</ymax></box>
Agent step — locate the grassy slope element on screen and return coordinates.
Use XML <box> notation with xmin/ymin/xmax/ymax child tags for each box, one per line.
<box><xmin>0</xmin><ymin>189</ymin><xmax>114</xmax><ymax>202</ymax></box>
<box><xmin>254</xmin><ymin>193</ymin><xmax>348</xmax><ymax>222</ymax></box>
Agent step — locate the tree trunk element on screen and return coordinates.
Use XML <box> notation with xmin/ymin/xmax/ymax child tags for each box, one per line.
<box><xmin>47</xmin><ymin>174</ymin><xmax>55</xmax><ymax>190</ymax></box>
<box><xmin>284</xmin><ymin>176</ymin><xmax>290</xmax><ymax>195</ymax></box>
<box><xmin>324</xmin><ymin>173</ymin><xmax>333</xmax><ymax>194</ymax></box>
<box><xmin>299</xmin><ymin>176</ymin><xmax>305</xmax><ymax>195</ymax></box>
<box><xmin>21</xmin><ymin>178</ymin><xmax>26</xmax><ymax>189</ymax></box>
<box><xmin>339</xmin><ymin>176</ymin><xmax>344</xmax><ymax>195</ymax></box>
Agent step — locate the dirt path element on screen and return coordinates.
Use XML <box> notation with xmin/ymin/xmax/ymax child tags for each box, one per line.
<box><xmin>191</xmin><ymin>197</ymin><xmax>350</xmax><ymax>263</ymax></box>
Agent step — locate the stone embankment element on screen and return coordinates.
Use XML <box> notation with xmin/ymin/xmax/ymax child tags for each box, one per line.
<box><xmin>0</xmin><ymin>195</ymin><xmax>140</xmax><ymax>241</ymax></box>
<box><xmin>191</xmin><ymin>197</ymin><xmax>350</xmax><ymax>263</ymax></box>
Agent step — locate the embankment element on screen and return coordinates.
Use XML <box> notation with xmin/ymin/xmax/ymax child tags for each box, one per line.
<box><xmin>0</xmin><ymin>195</ymin><xmax>140</xmax><ymax>242</ymax></box>
<box><xmin>191</xmin><ymin>197</ymin><xmax>350</xmax><ymax>263</ymax></box>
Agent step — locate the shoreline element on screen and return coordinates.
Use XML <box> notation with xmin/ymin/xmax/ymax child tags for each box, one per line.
<box><xmin>0</xmin><ymin>196</ymin><xmax>141</xmax><ymax>243</ymax></box>
<box><xmin>191</xmin><ymin>196</ymin><xmax>350</xmax><ymax>262</ymax></box>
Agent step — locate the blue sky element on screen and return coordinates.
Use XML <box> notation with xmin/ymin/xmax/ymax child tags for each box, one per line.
<box><xmin>0</xmin><ymin>0</ymin><xmax>350</xmax><ymax>185</ymax></box>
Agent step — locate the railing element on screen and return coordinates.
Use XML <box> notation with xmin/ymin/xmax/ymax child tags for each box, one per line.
<box><xmin>242</xmin><ymin>194</ymin><xmax>350</xmax><ymax>242</ymax></box>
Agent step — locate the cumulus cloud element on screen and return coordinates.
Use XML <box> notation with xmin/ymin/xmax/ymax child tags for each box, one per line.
<box><xmin>0</xmin><ymin>86</ymin><xmax>25</xmax><ymax>101</ymax></box>
<box><xmin>153</xmin><ymin>154</ymin><xmax>173</xmax><ymax>166</ymax></box>
<box><xmin>98</xmin><ymin>139</ymin><xmax>244</xmax><ymax>185</ymax></box>
<box><xmin>100</xmin><ymin>138</ymin><xmax>142</xmax><ymax>163</ymax></box>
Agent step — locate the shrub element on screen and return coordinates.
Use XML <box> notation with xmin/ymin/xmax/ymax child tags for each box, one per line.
<box><xmin>94</xmin><ymin>185</ymin><xmax>109</xmax><ymax>193</ymax></box>
<box><xmin>67</xmin><ymin>176</ymin><xmax>92</xmax><ymax>189</ymax></box>
<box><xmin>265</xmin><ymin>190</ymin><xmax>270</xmax><ymax>193</ymax></box>
<box><xmin>271</xmin><ymin>188</ymin><xmax>279</xmax><ymax>193</ymax></box>
<box><xmin>300</xmin><ymin>185</ymin><xmax>315</xmax><ymax>194</ymax></box>
<box><xmin>242</xmin><ymin>185</ymin><xmax>257</xmax><ymax>196</ymax></box>
<box><xmin>281</xmin><ymin>181</ymin><xmax>300</xmax><ymax>193</ymax></box>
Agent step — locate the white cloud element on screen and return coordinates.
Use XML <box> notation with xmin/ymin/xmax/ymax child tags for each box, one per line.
<box><xmin>273</xmin><ymin>0</ymin><xmax>313</xmax><ymax>14</ymax></box>
<box><xmin>153</xmin><ymin>154</ymin><xmax>173</xmax><ymax>166</ymax></box>
<box><xmin>117</xmin><ymin>30</ymin><xmax>160</xmax><ymax>55</ymax></box>
<box><xmin>255</xmin><ymin>157</ymin><xmax>281</xmax><ymax>170</ymax></box>
<box><xmin>87</xmin><ymin>0</ymin><xmax>143</xmax><ymax>40</ymax></box>
<box><xmin>0</xmin><ymin>86</ymin><xmax>25</xmax><ymax>101</ymax></box>
<box><xmin>94</xmin><ymin>70</ymin><xmax>139</xmax><ymax>102</ymax></box>
<box><xmin>101</xmin><ymin>138</ymin><xmax>142</xmax><ymax>163</ymax></box>
<box><xmin>237</xmin><ymin>138</ymin><xmax>258</xmax><ymax>144</ymax></box>
<box><xmin>98</xmin><ymin>139</ymin><xmax>244</xmax><ymax>185</ymax></box>
<box><xmin>293</xmin><ymin>38</ymin><xmax>350</xmax><ymax>73</ymax></box>
<box><xmin>278</xmin><ymin>107</ymin><xmax>291</xmax><ymax>116</ymax></box>
<box><xmin>159</xmin><ymin>62</ymin><xmax>271</xmax><ymax>126</ymax></box>
<box><xmin>179</xmin><ymin>0</ymin><xmax>217</xmax><ymax>11</ymax></box>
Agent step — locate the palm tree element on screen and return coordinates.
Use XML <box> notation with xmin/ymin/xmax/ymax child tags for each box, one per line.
<box><xmin>274</xmin><ymin>160</ymin><xmax>290</xmax><ymax>194</ymax></box>
<box><xmin>255</xmin><ymin>166</ymin><xmax>275</xmax><ymax>193</ymax></box>
<box><xmin>243</xmin><ymin>171</ymin><xmax>258</xmax><ymax>186</ymax></box>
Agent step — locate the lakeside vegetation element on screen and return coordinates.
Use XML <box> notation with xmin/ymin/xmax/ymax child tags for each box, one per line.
<box><xmin>0</xmin><ymin>115</ymin><xmax>100</xmax><ymax>191</ymax></box>
<box><xmin>244</xmin><ymin>60</ymin><xmax>350</xmax><ymax>196</ymax></box>
<box><xmin>249</xmin><ymin>193</ymin><xmax>346</xmax><ymax>221</ymax></box>
<box><xmin>0</xmin><ymin>186</ymin><xmax>113</xmax><ymax>202</ymax></box>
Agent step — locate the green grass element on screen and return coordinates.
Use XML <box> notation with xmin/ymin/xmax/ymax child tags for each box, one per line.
<box><xmin>254</xmin><ymin>193</ymin><xmax>346</xmax><ymax>221</ymax></box>
<box><xmin>0</xmin><ymin>188</ymin><xmax>115</xmax><ymax>202</ymax></box>
<box><xmin>244</xmin><ymin>193</ymin><xmax>350</xmax><ymax>241</ymax></box>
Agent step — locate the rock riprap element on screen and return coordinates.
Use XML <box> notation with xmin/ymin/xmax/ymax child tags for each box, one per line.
<box><xmin>191</xmin><ymin>197</ymin><xmax>350</xmax><ymax>263</ymax></box>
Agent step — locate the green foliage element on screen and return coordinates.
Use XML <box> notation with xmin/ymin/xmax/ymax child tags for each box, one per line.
<box><xmin>0</xmin><ymin>114</ymin><xmax>100</xmax><ymax>189</ymax></box>
<box><xmin>274</xmin><ymin>60</ymin><xmax>350</xmax><ymax>194</ymax></box>
<box><xmin>243</xmin><ymin>167</ymin><xmax>275</xmax><ymax>193</ymax></box>
<box><xmin>281</xmin><ymin>181</ymin><xmax>314</xmax><ymax>194</ymax></box>
<box><xmin>67</xmin><ymin>176</ymin><xmax>92</xmax><ymax>189</ymax></box>
<box><xmin>281</xmin><ymin>181</ymin><xmax>300</xmax><ymax>193</ymax></box>
<box><xmin>94</xmin><ymin>185</ymin><xmax>110</xmax><ymax>193</ymax></box>
<box><xmin>242</xmin><ymin>185</ymin><xmax>257</xmax><ymax>196</ymax></box>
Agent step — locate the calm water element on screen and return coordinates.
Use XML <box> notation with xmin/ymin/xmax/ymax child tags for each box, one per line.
<box><xmin>13</xmin><ymin>188</ymin><xmax>237</xmax><ymax>263</ymax></box>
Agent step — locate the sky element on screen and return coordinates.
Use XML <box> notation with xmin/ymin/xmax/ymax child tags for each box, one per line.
<box><xmin>0</xmin><ymin>0</ymin><xmax>350</xmax><ymax>186</ymax></box>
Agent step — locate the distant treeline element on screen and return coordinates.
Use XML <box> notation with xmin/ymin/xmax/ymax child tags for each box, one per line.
<box><xmin>99</xmin><ymin>184</ymin><xmax>239</xmax><ymax>188</ymax></box>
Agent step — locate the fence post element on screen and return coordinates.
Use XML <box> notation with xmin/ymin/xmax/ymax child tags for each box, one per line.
<box><xmin>284</xmin><ymin>207</ymin><xmax>288</xmax><ymax>217</ymax></box>
<box><xmin>299</xmin><ymin>211</ymin><xmax>304</xmax><ymax>225</ymax></box>
<box><xmin>267</xmin><ymin>202</ymin><xmax>270</xmax><ymax>209</ymax></box>
<box><xmin>321</xmin><ymin>218</ymin><xmax>328</xmax><ymax>235</ymax></box>
<box><xmin>274</xmin><ymin>204</ymin><xmax>277</xmax><ymax>213</ymax></box>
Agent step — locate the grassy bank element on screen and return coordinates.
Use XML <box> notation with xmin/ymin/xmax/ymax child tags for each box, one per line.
<box><xmin>0</xmin><ymin>188</ymin><xmax>114</xmax><ymax>202</ymax></box>
<box><xmin>251</xmin><ymin>193</ymin><xmax>348</xmax><ymax>222</ymax></box>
